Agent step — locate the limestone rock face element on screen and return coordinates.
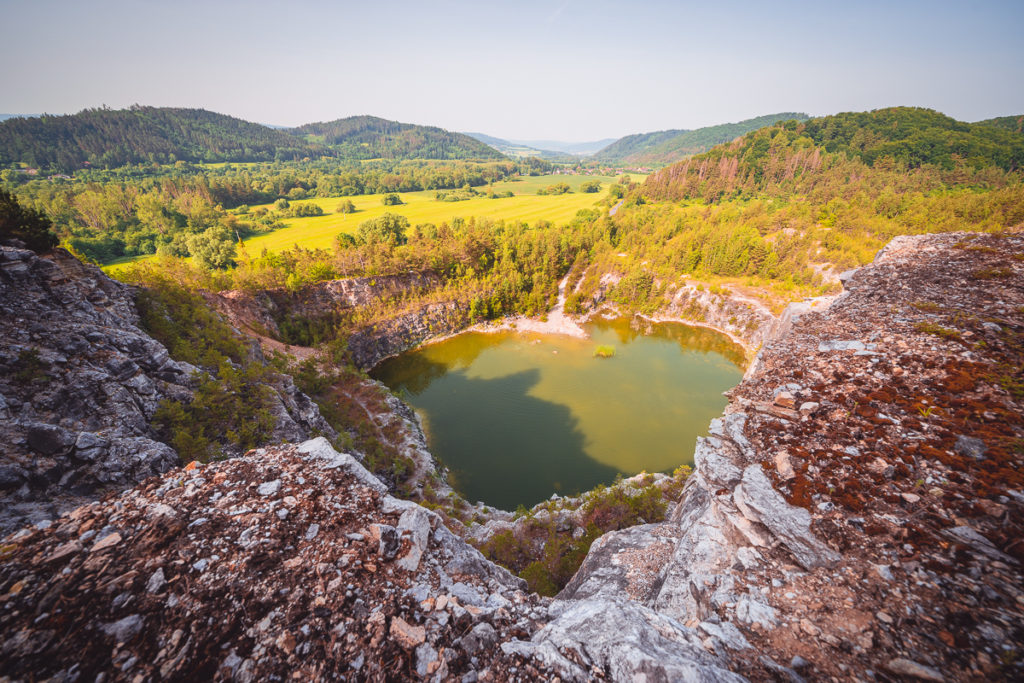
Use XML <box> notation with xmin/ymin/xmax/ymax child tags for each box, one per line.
<box><xmin>0</xmin><ymin>439</ymin><xmax>553</xmax><ymax>681</ymax></box>
<box><xmin>0</xmin><ymin>247</ymin><xmax>335</xmax><ymax>534</ymax></box>
<box><xmin>512</xmin><ymin>231</ymin><xmax>1024</xmax><ymax>682</ymax></box>
<box><xmin>212</xmin><ymin>272</ymin><xmax>468</xmax><ymax>370</ymax></box>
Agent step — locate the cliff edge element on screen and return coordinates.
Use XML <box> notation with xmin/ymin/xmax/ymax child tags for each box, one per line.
<box><xmin>516</xmin><ymin>231</ymin><xmax>1023</xmax><ymax>680</ymax></box>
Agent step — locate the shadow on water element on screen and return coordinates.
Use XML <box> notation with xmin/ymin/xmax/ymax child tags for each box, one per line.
<box><xmin>430</xmin><ymin>368</ymin><xmax>621</xmax><ymax>510</ymax></box>
<box><xmin>376</xmin><ymin>352</ymin><xmax>621</xmax><ymax>510</ymax></box>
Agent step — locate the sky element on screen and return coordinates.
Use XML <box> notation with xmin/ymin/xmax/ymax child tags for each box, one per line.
<box><xmin>1</xmin><ymin>0</ymin><xmax>1022</xmax><ymax>141</ymax></box>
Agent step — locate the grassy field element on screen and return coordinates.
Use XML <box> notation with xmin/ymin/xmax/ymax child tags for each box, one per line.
<box><xmin>103</xmin><ymin>174</ymin><xmax>638</xmax><ymax>275</ymax></box>
<box><xmin>242</xmin><ymin>174</ymin><xmax>626</xmax><ymax>255</ymax></box>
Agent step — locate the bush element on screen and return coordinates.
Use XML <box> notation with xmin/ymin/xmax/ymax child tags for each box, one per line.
<box><xmin>336</xmin><ymin>199</ymin><xmax>356</xmax><ymax>214</ymax></box>
<box><xmin>357</xmin><ymin>212</ymin><xmax>409</xmax><ymax>246</ymax></box>
<box><xmin>187</xmin><ymin>225</ymin><xmax>237</xmax><ymax>270</ymax></box>
<box><xmin>290</xmin><ymin>203</ymin><xmax>324</xmax><ymax>217</ymax></box>
<box><xmin>537</xmin><ymin>182</ymin><xmax>571</xmax><ymax>196</ymax></box>
<box><xmin>0</xmin><ymin>189</ymin><xmax>58</xmax><ymax>252</ymax></box>
<box><xmin>381</xmin><ymin>192</ymin><xmax>403</xmax><ymax>206</ymax></box>
<box><xmin>580</xmin><ymin>180</ymin><xmax>601</xmax><ymax>193</ymax></box>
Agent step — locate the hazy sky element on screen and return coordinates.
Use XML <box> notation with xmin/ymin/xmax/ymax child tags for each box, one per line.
<box><xmin>2</xmin><ymin>0</ymin><xmax>1022</xmax><ymax>141</ymax></box>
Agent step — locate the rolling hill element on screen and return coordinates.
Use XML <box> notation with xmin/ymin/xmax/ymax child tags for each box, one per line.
<box><xmin>592</xmin><ymin>112</ymin><xmax>809</xmax><ymax>167</ymax></box>
<box><xmin>976</xmin><ymin>114</ymin><xmax>1024</xmax><ymax>135</ymax></box>
<box><xmin>293</xmin><ymin>116</ymin><xmax>503</xmax><ymax>161</ymax></box>
<box><xmin>0</xmin><ymin>108</ymin><xmax>506</xmax><ymax>172</ymax></box>
<box><xmin>0</xmin><ymin>106</ymin><xmax>316</xmax><ymax>171</ymax></box>
<box><xmin>643</xmin><ymin>106</ymin><xmax>1024</xmax><ymax>202</ymax></box>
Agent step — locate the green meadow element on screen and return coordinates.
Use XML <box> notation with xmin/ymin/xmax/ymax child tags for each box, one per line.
<box><xmin>244</xmin><ymin>175</ymin><xmax>624</xmax><ymax>254</ymax></box>
<box><xmin>103</xmin><ymin>174</ymin><xmax>639</xmax><ymax>275</ymax></box>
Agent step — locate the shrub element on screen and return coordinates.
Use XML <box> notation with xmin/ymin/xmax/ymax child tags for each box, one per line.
<box><xmin>593</xmin><ymin>344</ymin><xmax>615</xmax><ymax>358</ymax></box>
<box><xmin>0</xmin><ymin>189</ymin><xmax>58</xmax><ymax>252</ymax></box>
<box><xmin>381</xmin><ymin>192</ymin><xmax>403</xmax><ymax>206</ymax></box>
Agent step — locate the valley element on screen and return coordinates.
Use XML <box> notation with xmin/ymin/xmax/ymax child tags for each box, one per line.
<box><xmin>1</xmin><ymin>101</ymin><xmax>1023</xmax><ymax>681</ymax></box>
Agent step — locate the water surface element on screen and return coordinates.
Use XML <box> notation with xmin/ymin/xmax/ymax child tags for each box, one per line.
<box><xmin>371</xmin><ymin>317</ymin><xmax>744</xmax><ymax>510</ymax></box>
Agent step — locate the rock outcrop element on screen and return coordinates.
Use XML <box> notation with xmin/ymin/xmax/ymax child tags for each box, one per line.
<box><xmin>507</xmin><ymin>231</ymin><xmax>1023</xmax><ymax>680</ymax></box>
<box><xmin>0</xmin><ymin>247</ymin><xmax>334</xmax><ymax>535</ymax></box>
<box><xmin>2</xmin><ymin>232</ymin><xmax>1022</xmax><ymax>681</ymax></box>
<box><xmin>213</xmin><ymin>272</ymin><xmax>469</xmax><ymax>370</ymax></box>
<box><xmin>0</xmin><ymin>438</ymin><xmax>561</xmax><ymax>681</ymax></box>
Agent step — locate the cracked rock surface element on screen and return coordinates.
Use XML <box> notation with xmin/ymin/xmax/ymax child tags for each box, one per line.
<box><xmin>521</xmin><ymin>231</ymin><xmax>1023</xmax><ymax>681</ymax></box>
<box><xmin>0</xmin><ymin>246</ymin><xmax>335</xmax><ymax>535</ymax></box>
<box><xmin>0</xmin><ymin>438</ymin><xmax>555</xmax><ymax>682</ymax></box>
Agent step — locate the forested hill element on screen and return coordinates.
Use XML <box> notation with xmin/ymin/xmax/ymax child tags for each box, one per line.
<box><xmin>591</xmin><ymin>112</ymin><xmax>808</xmax><ymax>167</ymax></box>
<box><xmin>976</xmin><ymin>114</ymin><xmax>1024</xmax><ymax>135</ymax></box>
<box><xmin>0</xmin><ymin>107</ymin><xmax>316</xmax><ymax>171</ymax></box>
<box><xmin>643</xmin><ymin>107</ymin><xmax>1024</xmax><ymax>202</ymax></box>
<box><xmin>0</xmin><ymin>108</ymin><xmax>506</xmax><ymax>172</ymax></box>
<box><xmin>292</xmin><ymin>116</ymin><xmax>504</xmax><ymax>161</ymax></box>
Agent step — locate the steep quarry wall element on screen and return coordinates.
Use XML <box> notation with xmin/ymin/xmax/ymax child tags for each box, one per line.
<box><xmin>0</xmin><ymin>247</ymin><xmax>335</xmax><ymax>535</ymax></box>
<box><xmin>511</xmin><ymin>231</ymin><xmax>1023</xmax><ymax>681</ymax></box>
<box><xmin>213</xmin><ymin>272</ymin><xmax>469</xmax><ymax>369</ymax></box>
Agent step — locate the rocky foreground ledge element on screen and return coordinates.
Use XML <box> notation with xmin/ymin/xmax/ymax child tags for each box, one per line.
<box><xmin>1</xmin><ymin>231</ymin><xmax>1022</xmax><ymax>682</ymax></box>
<box><xmin>0</xmin><ymin>438</ymin><xmax>559</xmax><ymax>681</ymax></box>
<box><xmin>540</xmin><ymin>231</ymin><xmax>1024</xmax><ymax>680</ymax></box>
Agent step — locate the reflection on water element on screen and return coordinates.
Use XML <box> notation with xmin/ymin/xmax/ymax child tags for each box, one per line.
<box><xmin>370</xmin><ymin>317</ymin><xmax>744</xmax><ymax>510</ymax></box>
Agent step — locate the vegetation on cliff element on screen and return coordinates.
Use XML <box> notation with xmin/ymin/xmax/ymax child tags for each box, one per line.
<box><xmin>0</xmin><ymin>189</ymin><xmax>57</xmax><ymax>252</ymax></box>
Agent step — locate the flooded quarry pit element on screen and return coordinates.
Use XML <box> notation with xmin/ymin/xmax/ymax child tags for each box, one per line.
<box><xmin>371</xmin><ymin>317</ymin><xmax>745</xmax><ymax>510</ymax></box>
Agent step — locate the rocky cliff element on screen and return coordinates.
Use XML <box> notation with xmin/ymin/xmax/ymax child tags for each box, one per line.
<box><xmin>0</xmin><ymin>247</ymin><xmax>335</xmax><ymax>535</ymax></box>
<box><xmin>509</xmin><ymin>231</ymin><xmax>1023</xmax><ymax>680</ymax></box>
<box><xmin>2</xmin><ymin>232</ymin><xmax>1022</xmax><ymax>681</ymax></box>
<box><xmin>213</xmin><ymin>272</ymin><xmax>469</xmax><ymax>370</ymax></box>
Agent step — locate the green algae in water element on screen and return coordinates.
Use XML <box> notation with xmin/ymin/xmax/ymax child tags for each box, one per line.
<box><xmin>370</xmin><ymin>317</ymin><xmax>744</xmax><ymax>511</ymax></box>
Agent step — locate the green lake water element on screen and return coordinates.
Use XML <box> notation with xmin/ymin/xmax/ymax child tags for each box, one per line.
<box><xmin>370</xmin><ymin>317</ymin><xmax>745</xmax><ymax>511</ymax></box>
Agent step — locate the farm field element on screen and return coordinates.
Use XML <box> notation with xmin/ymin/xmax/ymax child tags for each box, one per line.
<box><xmin>103</xmin><ymin>174</ymin><xmax>636</xmax><ymax>275</ymax></box>
<box><xmin>243</xmin><ymin>174</ymin><xmax>623</xmax><ymax>254</ymax></box>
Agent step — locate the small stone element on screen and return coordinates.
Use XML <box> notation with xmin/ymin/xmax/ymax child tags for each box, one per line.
<box><xmin>774</xmin><ymin>451</ymin><xmax>795</xmax><ymax>480</ymax></box>
<box><xmin>146</xmin><ymin>568</ymin><xmax>166</xmax><ymax>593</ymax></box>
<box><xmin>275</xmin><ymin>632</ymin><xmax>296</xmax><ymax>655</ymax></box>
<box><xmin>370</xmin><ymin>524</ymin><xmax>400</xmax><ymax>561</ymax></box>
<box><xmin>798</xmin><ymin>401</ymin><xmax>820</xmax><ymax>415</ymax></box>
<box><xmin>954</xmin><ymin>435</ymin><xmax>986</xmax><ymax>460</ymax></box>
<box><xmin>304</xmin><ymin>523</ymin><xmax>320</xmax><ymax>541</ymax></box>
<box><xmin>390</xmin><ymin>617</ymin><xmax>426</xmax><ymax>649</ymax></box>
<box><xmin>45</xmin><ymin>541</ymin><xmax>82</xmax><ymax>564</ymax></box>
<box><xmin>977</xmin><ymin>499</ymin><xmax>1006</xmax><ymax>517</ymax></box>
<box><xmin>102</xmin><ymin>614</ymin><xmax>144</xmax><ymax>643</ymax></box>
<box><xmin>901</xmin><ymin>492</ymin><xmax>921</xmax><ymax>504</ymax></box>
<box><xmin>887</xmin><ymin>657</ymin><xmax>944</xmax><ymax>682</ymax></box>
<box><xmin>800</xmin><ymin>618</ymin><xmax>821</xmax><ymax>637</ymax></box>
<box><xmin>790</xmin><ymin>655</ymin><xmax>810</xmax><ymax>671</ymax></box>
<box><xmin>876</xmin><ymin>611</ymin><xmax>893</xmax><ymax>625</ymax></box>
<box><xmin>415</xmin><ymin>642</ymin><xmax>439</xmax><ymax>677</ymax></box>
<box><xmin>774</xmin><ymin>391</ymin><xmax>796</xmax><ymax>409</ymax></box>
<box><xmin>91</xmin><ymin>532</ymin><xmax>122</xmax><ymax>553</ymax></box>
<box><xmin>460</xmin><ymin>622</ymin><xmax>497</xmax><ymax>655</ymax></box>
<box><xmin>257</xmin><ymin>480</ymin><xmax>281</xmax><ymax>497</ymax></box>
